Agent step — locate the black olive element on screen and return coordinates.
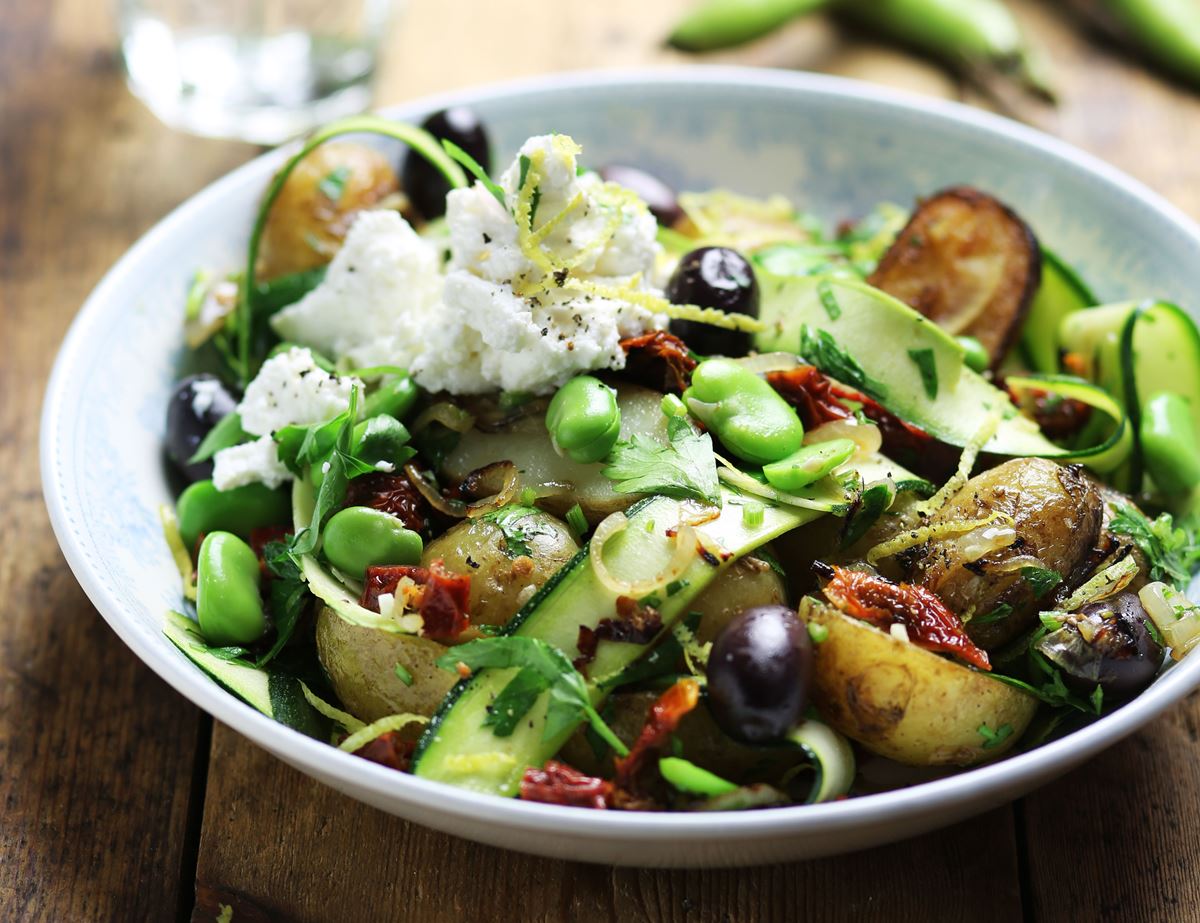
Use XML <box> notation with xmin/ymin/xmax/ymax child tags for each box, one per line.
<box><xmin>706</xmin><ymin>605</ymin><xmax>812</xmax><ymax>744</ymax></box>
<box><xmin>165</xmin><ymin>374</ymin><xmax>238</xmax><ymax>483</ymax></box>
<box><xmin>597</xmin><ymin>164</ymin><xmax>683</xmax><ymax>226</ymax></box>
<box><xmin>666</xmin><ymin>247</ymin><xmax>759</xmax><ymax>357</ymax></box>
<box><xmin>403</xmin><ymin>107</ymin><xmax>491</xmax><ymax>220</ymax></box>
<box><xmin>1037</xmin><ymin>592</ymin><xmax>1164</xmax><ymax>699</ymax></box>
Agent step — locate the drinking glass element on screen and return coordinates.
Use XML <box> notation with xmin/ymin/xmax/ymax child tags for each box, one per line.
<box><xmin>117</xmin><ymin>0</ymin><xmax>397</xmax><ymax>144</ymax></box>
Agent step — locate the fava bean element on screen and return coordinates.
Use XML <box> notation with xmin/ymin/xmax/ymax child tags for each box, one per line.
<box><xmin>956</xmin><ymin>335</ymin><xmax>990</xmax><ymax>373</ymax></box>
<box><xmin>323</xmin><ymin>506</ymin><xmax>423</xmax><ymax>577</ymax></box>
<box><xmin>177</xmin><ymin>480</ymin><xmax>290</xmax><ymax>550</ymax></box>
<box><xmin>762</xmin><ymin>438</ymin><xmax>856</xmax><ymax>492</ymax></box>
<box><xmin>545</xmin><ymin>375</ymin><xmax>622</xmax><ymax>464</ymax></box>
<box><xmin>364</xmin><ymin>372</ymin><xmax>419</xmax><ymax>421</ymax></box>
<box><xmin>683</xmin><ymin>359</ymin><xmax>804</xmax><ymax>465</ymax></box>
<box><xmin>1141</xmin><ymin>391</ymin><xmax>1200</xmax><ymax>495</ymax></box>
<box><xmin>196</xmin><ymin>531</ymin><xmax>267</xmax><ymax>645</ymax></box>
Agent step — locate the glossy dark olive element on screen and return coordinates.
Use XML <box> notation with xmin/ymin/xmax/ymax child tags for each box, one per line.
<box><xmin>706</xmin><ymin>605</ymin><xmax>812</xmax><ymax>744</ymax></box>
<box><xmin>598</xmin><ymin>164</ymin><xmax>683</xmax><ymax>226</ymax></box>
<box><xmin>666</xmin><ymin>247</ymin><xmax>760</xmax><ymax>357</ymax></box>
<box><xmin>165</xmin><ymin>374</ymin><xmax>238</xmax><ymax>483</ymax></box>
<box><xmin>1037</xmin><ymin>592</ymin><xmax>1164</xmax><ymax>699</ymax></box>
<box><xmin>403</xmin><ymin>107</ymin><xmax>491</xmax><ymax>220</ymax></box>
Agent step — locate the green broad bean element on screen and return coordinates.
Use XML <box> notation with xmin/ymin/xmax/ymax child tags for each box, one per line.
<box><xmin>668</xmin><ymin>0</ymin><xmax>831</xmax><ymax>52</ymax></box>
<box><xmin>196</xmin><ymin>531</ymin><xmax>267</xmax><ymax>646</ymax></box>
<box><xmin>683</xmin><ymin>358</ymin><xmax>804</xmax><ymax>465</ymax></box>
<box><xmin>322</xmin><ymin>506</ymin><xmax>423</xmax><ymax>577</ymax></box>
<box><xmin>545</xmin><ymin>375</ymin><xmax>622</xmax><ymax>464</ymax></box>
<box><xmin>365</xmin><ymin>372</ymin><xmax>419</xmax><ymax>421</ymax></box>
<box><xmin>658</xmin><ymin>756</ymin><xmax>738</xmax><ymax>796</ymax></box>
<box><xmin>1140</xmin><ymin>391</ymin><xmax>1200</xmax><ymax>495</ymax></box>
<box><xmin>762</xmin><ymin>438</ymin><xmax>856</xmax><ymax>492</ymax></box>
<box><xmin>956</xmin><ymin>335</ymin><xmax>990</xmax><ymax>373</ymax></box>
<box><xmin>177</xmin><ymin>480</ymin><xmax>291</xmax><ymax>549</ymax></box>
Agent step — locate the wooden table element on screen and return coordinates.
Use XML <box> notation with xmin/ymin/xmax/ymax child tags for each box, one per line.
<box><xmin>5</xmin><ymin>0</ymin><xmax>1200</xmax><ymax>919</ymax></box>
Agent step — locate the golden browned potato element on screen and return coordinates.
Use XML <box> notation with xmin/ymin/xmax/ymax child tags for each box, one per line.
<box><xmin>315</xmin><ymin>607</ymin><xmax>455</xmax><ymax>722</ymax></box>
<box><xmin>800</xmin><ymin>599</ymin><xmax>1037</xmax><ymax>766</ymax></box>
<box><xmin>421</xmin><ymin>509</ymin><xmax>580</xmax><ymax>628</ymax></box>
<box><xmin>559</xmin><ymin>689</ymin><xmax>805</xmax><ymax>782</ymax></box>
<box><xmin>690</xmin><ymin>552</ymin><xmax>788</xmax><ymax>644</ymax></box>
<box><xmin>441</xmin><ymin>384</ymin><xmax>669</xmax><ymax>523</ymax></box>
<box><xmin>257</xmin><ymin>142</ymin><xmax>399</xmax><ymax>280</ymax></box>
<box><xmin>909</xmin><ymin>458</ymin><xmax>1102</xmax><ymax>650</ymax></box>
<box><xmin>868</xmin><ymin>187</ymin><xmax>1041</xmax><ymax>368</ymax></box>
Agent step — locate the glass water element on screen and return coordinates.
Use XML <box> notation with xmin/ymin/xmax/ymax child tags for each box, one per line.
<box><xmin>118</xmin><ymin>0</ymin><xmax>396</xmax><ymax>144</ymax></box>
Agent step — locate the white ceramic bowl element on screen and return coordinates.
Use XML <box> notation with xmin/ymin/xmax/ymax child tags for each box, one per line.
<box><xmin>41</xmin><ymin>67</ymin><xmax>1200</xmax><ymax>867</ymax></box>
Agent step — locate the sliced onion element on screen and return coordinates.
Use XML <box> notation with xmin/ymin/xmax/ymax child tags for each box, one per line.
<box><xmin>461</xmin><ymin>460</ymin><xmax>521</xmax><ymax>518</ymax></box>
<box><xmin>949</xmin><ymin>521</ymin><xmax>1017</xmax><ymax>565</ymax></box>
<box><xmin>1061</xmin><ymin>554</ymin><xmax>1140</xmax><ymax>611</ymax></box>
<box><xmin>987</xmin><ymin>553</ymin><xmax>1048</xmax><ymax>576</ymax></box>
<box><xmin>589</xmin><ymin>512</ymin><xmax>699</xmax><ymax>598</ymax></box>
<box><xmin>1140</xmin><ymin>582</ymin><xmax>1200</xmax><ymax>662</ymax></box>
<box><xmin>728</xmin><ymin>352</ymin><xmax>802</xmax><ymax>375</ymax></box>
<box><xmin>412</xmin><ymin>401</ymin><xmax>475</xmax><ymax>436</ymax></box>
<box><xmin>804</xmin><ymin>418</ymin><xmax>883</xmax><ymax>458</ymax></box>
<box><xmin>404</xmin><ymin>463</ymin><xmax>468</xmax><ymax>517</ymax></box>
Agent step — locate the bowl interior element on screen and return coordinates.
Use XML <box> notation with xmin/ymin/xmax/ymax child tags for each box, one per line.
<box><xmin>42</xmin><ymin>68</ymin><xmax>1200</xmax><ymax>866</ymax></box>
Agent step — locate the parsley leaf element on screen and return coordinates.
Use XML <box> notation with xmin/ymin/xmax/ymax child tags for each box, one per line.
<box><xmin>291</xmin><ymin>391</ymin><xmax>361</xmax><ymax>556</ymax></box>
<box><xmin>907</xmin><ymin>348</ymin><xmax>938</xmax><ymax>400</ymax></box>
<box><xmin>257</xmin><ymin>540</ymin><xmax>308</xmax><ymax>666</ymax></box>
<box><xmin>188</xmin><ymin>412</ymin><xmax>250</xmax><ymax>464</ymax></box>
<box><xmin>480</xmin><ymin>505</ymin><xmax>555</xmax><ymax>558</ymax></box>
<box><xmin>1021</xmin><ymin>566</ymin><xmax>1063</xmax><ymax>598</ymax></box>
<box><xmin>317</xmin><ymin>165</ymin><xmax>351</xmax><ymax>202</ymax></box>
<box><xmin>977</xmin><ymin>722</ymin><xmax>1013</xmax><ymax>750</ymax></box>
<box><xmin>972</xmin><ymin>603</ymin><xmax>1013</xmax><ymax>626</ymax></box>
<box><xmin>799</xmin><ymin>324</ymin><xmax>889</xmax><ymax>399</ymax></box>
<box><xmin>565</xmin><ymin>503</ymin><xmax>588</xmax><ymax>541</ymax></box>
<box><xmin>438</xmin><ymin>637</ymin><xmax>628</xmax><ymax>754</ymax></box>
<box><xmin>602</xmin><ymin>414</ymin><xmax>720</xmax><ymax>504</ymax></box>
<box><xmin>442</xmin><ymin>139</ymin><xmax>506</xmax><ymax>210</ymax></box>
<box><xmin>1108</xmin><ymin>502</ymin><xmax>1200</xmax><ymax>590</ymax></box>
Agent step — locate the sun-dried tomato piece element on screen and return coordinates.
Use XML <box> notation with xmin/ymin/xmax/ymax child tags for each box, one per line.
<box><xmin>520</xmin><ymin>760</ymin><xmax>613</xmax><ymax>809</ymax></box>
<box><xmin>352</xmin><ymin>731</ymin><xmax>416</xmax><ymax>771</ymax></box>
<box><xmin>619</xmin><ymin>331</ymin><xmax>698</xmax><ymax>393</ymax></box>
<box><xmin>575</xmin><ymin>595</ymin><xmax>664</xmax><ymax>672</ymax></box>
<box><xmin>1009</xmin><ymin>386</ymin><xmax>1093</xmax><ymax>441</ymax></box>
<box><xmin>821</xmin><ymin>566</ymin><xmax>990</xmax><ymax>670</ymax></box>
<box><xmin>766</xmin><ymin>365</ymin><xmax>854</xmax><ymax>428</ymax></box>
<box><xmin>828</xmin><ymin>383</ymin><xmax>961</xmax><ymax>481</ymax></box>
<box><xmin>360</xmin><ymin>560</ymin><xmax>471</xmax><ymax>641</ymax></box>
<box><xmin>613</xmin><ymin>678</ymin><xmax>701</xmax><ymax>796</ymax></box>
<box><xmin>343</xmin><ymin>472</ymin><xmax>431</xmax><ymax>534</ymax></box>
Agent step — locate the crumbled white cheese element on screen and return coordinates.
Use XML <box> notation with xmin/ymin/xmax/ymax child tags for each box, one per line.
<box><xmin>212</xmin><ymin>436</ymin><xmax>291</xmax><ymax>490</ymax></box>
<box><xmin>270</xmin><ymin>210</ymin><xmax>443</xmax><ymax>369</ymax></box>
<box><xmin>237</xmin><ymin>347</ymin><xmax>357</xmax><ymax>437</ymax></box>
<box><xmin>190</xmin><ymin>378</ymin><xmax>223</xmax><ymax>416</ymax></box>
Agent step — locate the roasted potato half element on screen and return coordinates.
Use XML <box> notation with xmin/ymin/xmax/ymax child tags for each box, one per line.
<box><xmin>690</xmin><ymin>552</ymin><xmax>788</xmax><ymax>644</ymax></box>
<box><xmin>315</xmin><ymin>607</ymin><xmax>456</xmax><ymax>722</ymax></box>
<box><xmin>257</xmin><ymin>142</ymin><xmax>400</xmax><ymax>280</ymax></box>
<box><xmin>421</xmin><ymin>509</ymin><xmax>580</xmax><ymax>628</ymax></box>
<box><xmin>800</xmin><ymin>598</ymin><xmax>1038</xmax><ymax>766</ymax></box>
<box><xmin>868</xmin><ymin>186</ymin><xmax>1041</xmax><ymax>368</ymax></box>
<box><xmin>908</xmin><ymin>457</ymin><xmax>1103</xmax><ymax>650</ymax></box>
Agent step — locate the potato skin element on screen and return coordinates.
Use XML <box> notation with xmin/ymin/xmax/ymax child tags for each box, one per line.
<box><xmin>800</xmin><ymin>599</ymin><xmax>1037</xmax><ymax>766</ymax></box>
<box><xmin>689</xmin><ymin>552</ymin><xmax>788</xmax><ymax>644</ymax></box>
<box><xmin>909</xmin><ymin>458</ymin><xmax>1102</xmax><ymax>650</ymax></box>
<box><xmin>257</xmin><ymin>142</ymin><xmax>399</xmax><ymax>280</ymax></box>
<box><xmin>315</xmin><ymin>607</ymin><xmax>456</xmax><ymax>722</ymax></box>
<box><xmin>421</xmin><ymin>509</ymin><xmax>580</xmax><ymax>628</ymax></box>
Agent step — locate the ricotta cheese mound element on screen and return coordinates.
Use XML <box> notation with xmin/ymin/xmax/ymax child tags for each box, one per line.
<box><xmin>236</xmin><ymin>346</ymin><xmax>358</xmax><ymax>437</ymax></box>
<box><xmin>270</xmin><ymin>210</ymin><xmax>443</xmax><ymax>369</ymax></box>
<box><xmin>413</xmin><ymin>134</ymin><xmax>666</xmax><ymax>394</ymax></box>
<box><xmin>212</xmin><ymin>436</ymin><xmax>291</xmax><ymax>491</ymax></box>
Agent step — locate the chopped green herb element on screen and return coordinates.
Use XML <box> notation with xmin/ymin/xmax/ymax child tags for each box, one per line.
<box><xmin>661</xmin><ymin>393</ymin><xmax>688</xmax><ymax>417</ymax></box>
<box><xmin>481</xmin><ymin>504</ymin><xmax>555</xmax><ymax>558</ymax></box>
<box><xmin>317</xmin><ymin>165</ymin><xmax>351</xmax><ymax>202</ymax></box>
<box><xmin>639</xmin><ymin>594</ymin><xmax>663</xmax><ymax>608</ymax></box>
<box><xmin>1089</xmin><ymin>684</ymin><xmax>1104</xmax><ymax>715</ymax></box>
<box><xmin>257</xmin><ymin>539</ymin><xmax>308</xmax><ymax>666</ymax></box>
<box><xmin>1021</xmin><ymin>566</ymin><xmax>1063</xmax><ymax>598</ymax></box>
<box><xmin>907</xmin><ymin>347</ymin><xmax>938</xmax><ymax>400</ymax></box>
<box><xmin>756</xmin><ymin>548</ymin><xmax>787</xmax><ymax>583</ymax></box>
<box><xmin>565</xmin><ymin>503</ymin><xmax>588</xmax><ymax>541</ymax></box>
<box><xmin>184</xmin><ymin>269</ymin><xmax>211</xmax><ymax>322</ymax></box>
<box><xmin>519</xmin><ymin>487</ymin><xmax>538</xmax><ymax>506</ymax></box>
<box><xmin>394</xmin><ymin>662</ymin><xmax>414</xmax><ymax>686</ymax></box>
<box><xmin>666</xmin><ymin>578</ymin><xmax>691</xmax><ymax>597</ymax></box>
<box><xmin>973</xmin><ymin>603</ymin><xmax>1013</xmax><ymax>626</ymax></box>
<box><xmin>977</xmin><ymin>722</ymin><xmax>1013</xmax><ymax>750</ymax></box>
<box><xmin>817</xmin><ymin>279</ymin><xmax>841</xmax><ymax>321</ymax></box>
<box><xmin>499</xmin><ymin>390</ymin><xmax>533</xmax><ymax>412</ymax></box>
<box><xmin>799</xmin><ymin>324</ymin><xmax>889</xmax><ymax>399</ymax></box>
<box><xmin>292</xmin><ymin>391</ymin><xmax>366</xmax><ymax>556</ymax></box>
<box><xmin>807</xmin><ymin>622</ymin><xmax>829</xmax><ymax>644</ymax></box>
<box><xmin>1108</xmin><ymin>503</ymin><xmax>1200</xmax><ymax>590</ymax></box>
<box><xmin>188</xmin><ymin>412</ymin><xmax>250</xmax><ymax>465</ymax></box>
<box><xmin>603</xmin><ymin>414</ymin><xmax>720</xmax><ymax>504</ymax></box>
<box><xmin>742</xmin><ymin>501</ymin><xmax>765</xmax><ymax>528</ymax></box>
<box><xmin>443</xmin><ymin>139</ymin><xmax>506</xmax><ymax>210</ymax></box>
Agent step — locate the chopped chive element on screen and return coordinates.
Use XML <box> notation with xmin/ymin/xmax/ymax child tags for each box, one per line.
<box><xmin>817</xmin><ymin>279</ymin><xmax>841</xmax><ymax>321</ymax></box>
<box><xmin>807</xmin><ymin>622</ymin><xmax>829</xmax><ymax>644</ymax></box>
<box><xmin>565</xmin><ymin>503</ymin><xmax>588</xmax><ymax>540</ymax></box>
<box><xmin>317</xmin><ymin>165</ymin><xmax>351</xmax><ymax>202</ymax></box>
<box><xmin>394</xmin><ymin>662</ymin><xmax>414</xmax><ymax>686</ymax></box>
<box><xmin>742</xmin><ymin>501</ymin><xmax>765</xmax><ymax>528</ymax></box>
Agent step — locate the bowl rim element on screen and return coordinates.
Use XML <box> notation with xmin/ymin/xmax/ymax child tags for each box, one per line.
<box><xmin>41</xmin><ymin>64</ymin><xmax>1200</xmax><ymax>846</ymax></box>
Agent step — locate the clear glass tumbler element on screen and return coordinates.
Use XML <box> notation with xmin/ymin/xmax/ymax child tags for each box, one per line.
<box><xmin>117</xmin><ymin>0</ymin><xmax>397</xmax><ymax>144</ymax></box>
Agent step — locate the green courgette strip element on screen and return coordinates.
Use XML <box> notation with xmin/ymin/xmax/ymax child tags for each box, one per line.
<box><xmin>236</xmin><ymin>116</ymin><xmax>469</xmax><ymax>384</ymax></box>
<box><xmin>1004</xmin><ymin>374</ymin><xmax>1131</xmax><ymax>474</ymax></box>
<box><xmin>785</xmin><ymin>719</ymin><xmax>856</xmax><ymax>803</ymax></box>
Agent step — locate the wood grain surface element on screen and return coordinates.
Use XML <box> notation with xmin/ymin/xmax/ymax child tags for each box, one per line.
<box><xmin>4</xmin><ymin>0</ymin><xmax>1200</xmax><ymax>920</ymax></box>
